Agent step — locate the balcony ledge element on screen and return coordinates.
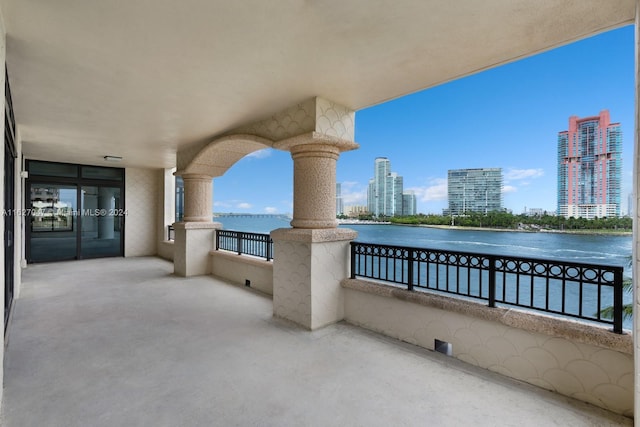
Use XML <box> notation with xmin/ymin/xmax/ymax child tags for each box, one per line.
<box><xmin>341</xmin><ymin>278</ymin><xmax>632</xmax><ymax>354</ymax></box>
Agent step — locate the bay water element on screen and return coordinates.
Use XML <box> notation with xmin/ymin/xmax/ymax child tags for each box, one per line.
<box><xmin>216</xmin><ymin>215</ymin><xmax>631</xmax><ymax>268</ymax></box>
<box><xmin>215</xmin><ymin>215</ymin><xmax>632</xmax><ymax>329</ymax></box>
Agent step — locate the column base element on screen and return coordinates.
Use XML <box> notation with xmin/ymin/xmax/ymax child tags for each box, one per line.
<box><xmin>271</xmin><ymin>227</ymin><xmax>357</xmax><ymax>330</ymax></box>
<box><xmin>173</xmin><ymin>222</ymin><xmax>222</xmax><ymax>277</ymax></box>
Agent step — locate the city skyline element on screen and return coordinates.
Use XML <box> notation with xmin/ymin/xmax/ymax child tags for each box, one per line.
<box><xmin>366</xmin><ymin>157</ymin><xmax>416</xmax><ymax>217</ymax></box>
<box><xmin>212</xmin><ymin>26</ymin><xmax>634</xmax><ymax>215</ymax></box>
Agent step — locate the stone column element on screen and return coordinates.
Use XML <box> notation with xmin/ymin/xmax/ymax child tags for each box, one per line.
<box><xmin>272</xmin><ymin>134</ymin><xmax>359</xmax><ymax>329</ymax></box>
<box><xmin>173</xmin><ymin>172</ymin><xmax>221</xmax><ymax>277</ymax></box>
<box><xmin>182</xmin><ymin>173</ymin><xmax>213</xmax><ymax>222</ymax></box>
<box><xmin>290</xmin><ymin>143</ymin><xmax>341</xmax><ymax>229</ymax></box>
<box><xmin>276</xmin><ymin>135</ymin><xmax>358</xmax><ymax>229</ymax></box>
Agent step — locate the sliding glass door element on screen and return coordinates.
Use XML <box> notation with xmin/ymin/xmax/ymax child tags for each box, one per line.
<box><xmin>29</xmin><ymin>184</ymin><xmax>78</xmax><ymax>262</ymax></box>
<box><xmin>26</xmin><ymin>161</ymin><xmax>124</xmax><ymax>263</ymax></box>
<box><xmin>80</xmin><ymin>186</ymin><xmax>122</xmax><ymax>258</ymax></box>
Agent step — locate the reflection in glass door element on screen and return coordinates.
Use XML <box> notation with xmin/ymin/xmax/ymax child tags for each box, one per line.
<box><xmin>26</xmin><ymin>161</ymin><xmax>125</xmax><ymax>263</ymax></box>
<box><xmin>29</xmin><ymin>184</ymin><xmax>78</xmax><ymax>262</ymax></box>
<box><xmin>81</xmin><ymin>186</ymin><xmax>122</xmax><ymax>258</ymax></box>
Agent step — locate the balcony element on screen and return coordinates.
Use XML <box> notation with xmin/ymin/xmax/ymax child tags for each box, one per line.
<box><xmin>2</xmin><ymin>256</ymin><xmax>631</xmax><ymax>426</ymax></box>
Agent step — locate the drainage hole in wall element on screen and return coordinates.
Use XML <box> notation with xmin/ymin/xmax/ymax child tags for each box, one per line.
<box><xmin>434</xmin><ymin>339</ymin><xmax>452</xmax><ymax>356</ymax></box>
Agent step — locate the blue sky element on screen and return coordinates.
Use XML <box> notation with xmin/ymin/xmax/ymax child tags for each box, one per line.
<box><xmin>214</xmin><ymin>25</ymin><xmax>635</xmax><ymax>215</ymax></box>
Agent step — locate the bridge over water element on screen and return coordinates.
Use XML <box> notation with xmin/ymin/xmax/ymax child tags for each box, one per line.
<box><xmin>213</xmin><ymin>213</ymin><xmax>292</xmax><ymax>220</ymax></box>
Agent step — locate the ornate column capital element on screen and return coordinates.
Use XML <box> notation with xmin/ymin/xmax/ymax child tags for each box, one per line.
<box><xmin>273</xmin><ymin>131</ymin><xmax>358</xmax><ymax>154</ymax></box>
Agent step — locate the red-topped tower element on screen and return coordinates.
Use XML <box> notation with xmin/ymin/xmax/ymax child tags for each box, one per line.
<box><xmin>557</xmin><ymin>110</ymin><xmax>622</xmax><ymax>219</ymax></box>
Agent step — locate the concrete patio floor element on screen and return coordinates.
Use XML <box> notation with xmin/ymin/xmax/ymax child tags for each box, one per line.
<box><xmin>2</xmin><ymin>257</ymin><xmax>632</xmax><ymax>426</ymax></box>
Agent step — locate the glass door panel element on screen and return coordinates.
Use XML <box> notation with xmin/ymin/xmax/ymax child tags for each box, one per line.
<box><xmin>29</xmin><ymin>184</ymin><xmax>78</xmax><ymax>262</ymax></box>
<box><xmin>80</xmin><ymin>186</ymin><xmax>122</xmax><ymax>258</ymax></box>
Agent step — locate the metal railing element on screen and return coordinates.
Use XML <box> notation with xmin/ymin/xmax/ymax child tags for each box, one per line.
<box><xmin>216</xmin><ymin>229</ymin><xmax>273</xmax><ymax>261</ymax></box>
<box><xmin>167</xmin><ymin>225</ymin><xmax>174</xmax><ymax>241</ymax></box>
<box><xmin>350</xmin><ymin>242</ymin><xmax>624</xmax><ymax>333</ymax></box>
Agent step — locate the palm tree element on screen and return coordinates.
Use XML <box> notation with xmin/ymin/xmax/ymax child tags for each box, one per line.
<box><xmin>599</xmin><ymin>255</ymin><xmax>633</xmax><ymax>320</ymax></box>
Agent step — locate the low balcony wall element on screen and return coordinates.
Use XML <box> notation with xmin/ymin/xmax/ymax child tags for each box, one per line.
<box><xmin>342</xmin><ymin>278</ymin><xmax>633</xmax><ymax>417</ymax></box>
<box><xmin>158</xmin><ymin>240</ymin><xmax>174</xmax><ymax>261</ymax></box>
<box><xmin>210</xmin><ymin>250</ymin><xmax>273</xmax><ymax>295</ymax></box>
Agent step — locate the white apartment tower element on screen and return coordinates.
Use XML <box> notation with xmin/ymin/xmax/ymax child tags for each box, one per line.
<box><xmin>367</xmin><ymin>157</ymin><xmax>407</xmax><ymax>217</ymax></box>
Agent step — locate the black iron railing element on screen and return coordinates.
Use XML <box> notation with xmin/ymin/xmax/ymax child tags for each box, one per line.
<box><xmin>167</xmin><ymin>225</ymin><xmax>175</xmax><ymax>241</ymax></box>
<box><xmin>350</xmin><ymin>242</ymin><xmax>624</xmax><ymax>333</ymax></box>
<box><xmin>216</xmin><ymin>230</ymin><xmax>273</xmax><ymax>261</ymax></box>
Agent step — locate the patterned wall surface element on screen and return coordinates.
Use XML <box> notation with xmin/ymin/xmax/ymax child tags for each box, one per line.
<box><xmin>273</xmin><ymin>238</ymin><xmax>351</xmax><ymax>329</ymax></box>
<box><xmin>233</xmin><ymin>98</ymin><xmax>317</xmax><ymax>142</ymax></box>
<box><xmin>344</xmin><ymin>285</ymin><xmax>633</xmax><ymax>416</ymax></box>
<box><xmin>273</xmin><ymin>239</ymin><xmax>312</xmax><ymax>327</ymax></box>
<box><xmin>308</xmin><ymin>240</ymin><xmax>350</xmax><ymax>328</ymax></box>
<box><xmin>125</xmin><ymin>168</ymin><xmax>158</xmax><ymax>257</ymax></box>
<box><xmin>315</xmin><ymin>97</ymin><xmax>355</xmax><ymax>141</ymax></box>
<box><xmin>177</xmin><ymin>97</ymin><xmax>356</xmax><ymax>173</ymax></box>
<box><xmin>235</xmin><ymin>97</ymin><xmax>355</xmax><ymax>143</ymax></box>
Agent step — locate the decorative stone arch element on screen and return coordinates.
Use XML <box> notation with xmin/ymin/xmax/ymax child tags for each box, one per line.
<box><xmin>176</xmin><ymin>133</ymin><xmax>275</xmax><ymax>177</ymax></box>
<box><xmin>174</xmin><ymin>97</ymin><xmax>361</xmax><ymax>332</ymax></box>
<box><xmin>174</xmin><ymin>134</ymin><xmax>274</xmax><ymax>223</ymax></box>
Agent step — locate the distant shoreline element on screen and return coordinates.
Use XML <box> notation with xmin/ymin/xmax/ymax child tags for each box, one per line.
<box><xmin>408</xmin><ymin>224</ymin><xmax>632</xmax><ymax>236</ymax></box>
<box><xmin>339</xmin><ymin>220</ymin><xmax>631</xmax><ymax>236</ymax></box>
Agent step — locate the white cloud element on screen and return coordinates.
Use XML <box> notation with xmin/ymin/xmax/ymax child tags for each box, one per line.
<box><xmin>407</xmin><ymin>178</ymin><xmax>448</xmax><ymax>202</ymax></box>
<box><xmin>340</xmin><ymin>181</ymin><xmax>367</xmax><ymax>206</ymax></box>
<box><xmin>504</xmin><ymin>168</ymin><xmax>544</xmax><ymax>181</ymax></box>
<box><xmin>236</xmin><ymin>202</ymin><xmax>252</xmax><ymax>209</ymax></box>
<box><xmin>245</xmin><ymin>148</ymin><xmax>272</xmax><ymax>159</ymax></box>
<box><xmin>343</xmin><ymin>189</ymin><xmax>367</xmax><ymax>205</ymax></box>
<box><xmin>213</xmin><ymin>201</ymin><xmax>232</xmax><ymax>208</ymax></box>
<box><xmin>503</xmin><ymin>185</ymin><xmax>517</xmax><ymax>194</ymax></box>
<box><xmin>264</xmin><ymin>207</ymin><xmax>278</xmax><ymax>214</ymax></box>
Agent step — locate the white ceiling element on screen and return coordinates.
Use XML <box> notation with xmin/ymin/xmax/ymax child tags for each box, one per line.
<box><xmin>2</xmin><ymin>0</ymin><xmax>635</xmax><ymax>168</ymax></box>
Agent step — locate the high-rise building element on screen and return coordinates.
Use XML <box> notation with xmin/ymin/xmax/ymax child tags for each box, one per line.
<box><xmin>557</xmin><ymin>110</ymin><xmax>622</xmax><ymax>219</ymax></box>
<box><xmin>336</xmin><ymin>183</ymin><xmax>344</xmax><ymax>216</ymax></box>
<box><xmin>447</xmin><ymin>168</ymin><xmax>503</xmax><ymax>216</ymax></box>
<box><xmin>367</xmin><ymin>157</ymin><xmax>405</xmax><ymax>217</ymax></box>
<box><xmin>387</xmin><ymin>172</ymin><xmax>404</xmax><ymax>215</ymax></box>
<box><xmin>402</xmin><ymin>191</ymin><xmax>417</xmax><ymax>216</ymax></box>
<box><xmin>345</xmin><ymin>205</ymin><xmax>369</xmax><ymax>218</ymax></box>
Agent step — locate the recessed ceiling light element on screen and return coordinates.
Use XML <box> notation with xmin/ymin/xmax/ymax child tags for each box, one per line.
<box><xmin>103</xmin><ymin>155</ymin><xmax>122</xmax><ymax>162</ymax></box>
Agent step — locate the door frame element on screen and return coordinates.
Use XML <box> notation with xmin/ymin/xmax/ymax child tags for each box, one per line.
<box><xmin>25</xmin><ymin>161</ymin><xmax>125</xmax><ymax>263</ymax></box>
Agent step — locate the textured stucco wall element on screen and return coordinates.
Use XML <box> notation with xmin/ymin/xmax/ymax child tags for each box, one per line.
<box><xmin>273</xmin><ymin>236</ymin><xmax>351</xmax><ymax>329</ymax></box>
<box><xmin>343</xmin><ymin>282</ymin><xmax>633</xmax><ymax>416</ymax></box>
<box><xmin>173</xmin><ymin>223</ymin><xmax>217</xmax><ymax>276</ymax></box>
<box><xmin>157</xmin><ymin>241</ymin><xmax>174</xmax><ymax>261</ymax></box>
<box><xmin>210</xmin><ymin>251</ymin><xmax>273</xmax><ymax>295</ymax></box>
<box><xmin>124</xmin><ymin>168</ymin><xmax>158</xmax><ymax>257</ymax></box>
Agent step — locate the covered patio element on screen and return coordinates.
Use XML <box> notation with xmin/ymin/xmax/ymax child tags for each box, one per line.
<box><xmin>2</xmin><ymin>1</ymin><xmax>640</xmax><ymax>423</ymax></box>
<box><xmin>1</xmin><ymin>257</ymin><xmax>631</xmax><ymax>426</ymax></box>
